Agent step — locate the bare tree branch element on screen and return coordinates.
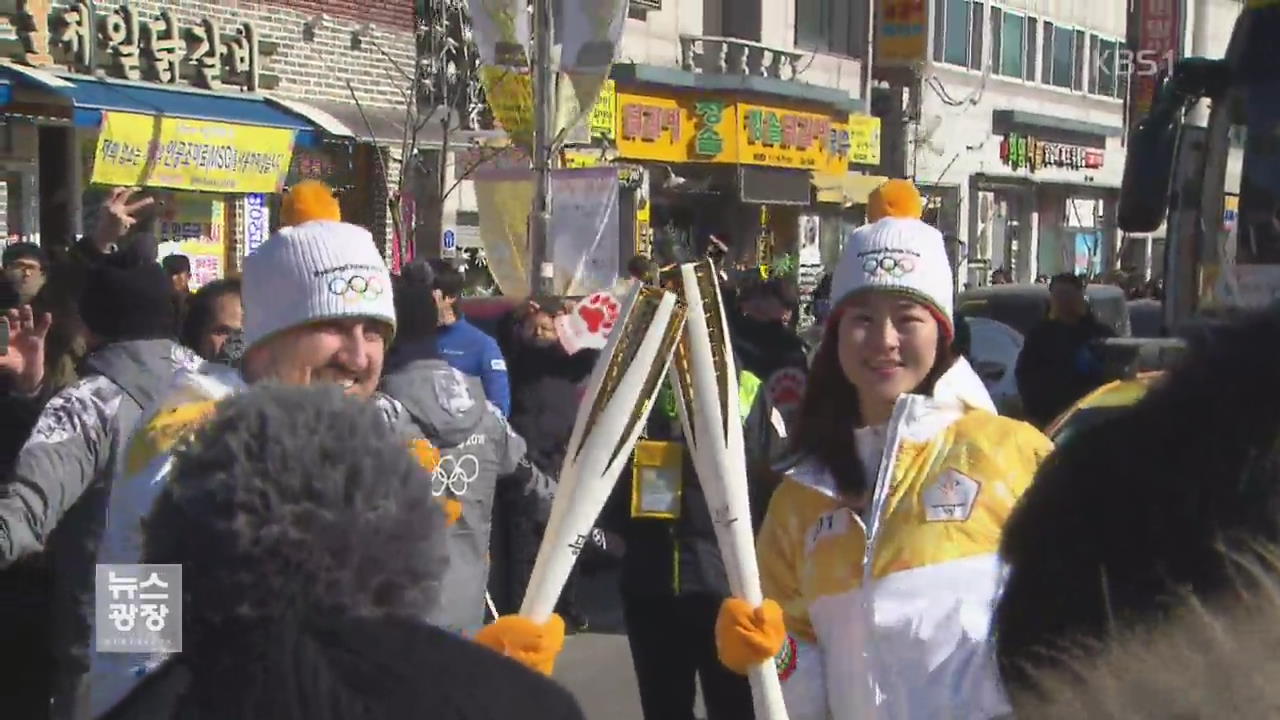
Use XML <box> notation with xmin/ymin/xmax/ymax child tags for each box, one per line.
<box><xmin>441</xmin><ymin>144</ymin><xmax>516</xmax><ymax>200</ymax></box>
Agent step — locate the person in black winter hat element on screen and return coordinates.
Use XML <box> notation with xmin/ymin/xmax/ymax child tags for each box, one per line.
<box><xmin>101</xmin><ymin>384</ymin><xmax>586</xmax><ymax>720</ymax></box>
<box><xmin>78</xmin><ymin>235</ymin><xmax>176</xmax><ymax>346</ymax></box>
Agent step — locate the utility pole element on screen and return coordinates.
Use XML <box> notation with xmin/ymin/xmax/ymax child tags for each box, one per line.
<box><xmin>529</xmin><ymin>0</ymin><xmax>555</xmax><ymax>297</ymax></box>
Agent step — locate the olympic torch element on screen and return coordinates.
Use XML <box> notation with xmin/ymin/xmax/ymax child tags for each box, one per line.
<box><xmin>520</xmin><ymin>282</ymin><xmax>686</xmax><ymax>620</ymax></box>
<box><xmin>671</xmin><ymin>260</ymin><xmax>789</xmax><ymax>720</ymax></box>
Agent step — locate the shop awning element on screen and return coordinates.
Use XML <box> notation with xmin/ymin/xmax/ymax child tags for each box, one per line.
<box><xmin>0</xmin><ymin>66</ymin><xmax>319</xmax><ymax>146</ymax></box>
<box><xmin>813</xmin><ymin>173</ymin><xmax>889</xmax><ymax>205</ymax></box>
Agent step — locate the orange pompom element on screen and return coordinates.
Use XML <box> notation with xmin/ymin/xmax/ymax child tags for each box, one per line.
<box><xmin>867</xmin><ymin>179</ymin><xmax>923</xmax><ymax>221</ymax></box>
<box><xmin>281</xmin><ymin>180</ymin><xmax>341</xmax><ymax>225</ymax></box>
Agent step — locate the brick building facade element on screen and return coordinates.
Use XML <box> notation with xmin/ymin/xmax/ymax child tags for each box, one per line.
<box><xmin>0</xmin><ymin>0</ymin><xmax>420</xmax><ymax>257</ymax></box>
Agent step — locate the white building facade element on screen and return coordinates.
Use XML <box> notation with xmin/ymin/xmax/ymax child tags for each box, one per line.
<box><xmin>904</xmin><ymin>0</ymin><xmax>1245</xmax><ymax>287</ymax></box>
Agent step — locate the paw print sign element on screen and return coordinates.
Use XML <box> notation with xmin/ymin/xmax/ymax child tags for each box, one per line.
<box><xmin>555</xmin><ymin>290</ymin><xmax>623</xmax><ymax>354</ymax></box>
<box><xmin>767</xmin><ymin>368</ymin><xmax>807</xmax><ymax>414</ymax></box>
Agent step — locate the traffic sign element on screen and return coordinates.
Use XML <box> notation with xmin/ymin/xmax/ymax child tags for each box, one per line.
<box><xmin>442</xmin><ymin>228</ymin><xmax>457</xmax><ymax>258</ymax></box>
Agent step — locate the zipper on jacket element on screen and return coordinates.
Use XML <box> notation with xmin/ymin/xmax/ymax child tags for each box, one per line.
<box><xmin>861</xmin><ymin>396</ymin><xmax>913</xmax><ymax>583</ymax></box>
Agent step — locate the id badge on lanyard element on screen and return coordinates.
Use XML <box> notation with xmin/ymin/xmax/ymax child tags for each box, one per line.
<box><xmin>631</xmin><ymin>440</ymin><xmax>684</xmax><ymax>519</ymax></box>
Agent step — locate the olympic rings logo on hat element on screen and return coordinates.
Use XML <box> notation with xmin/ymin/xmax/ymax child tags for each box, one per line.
<box><xmin>861</xmin><ymin>254</ymin><xmax>916</xmax><ymax>278</ymax></box>
<box><xmin>328</xmin><ymin>274</ymin><xmax>385</xmax><ymax>302</ymax></box>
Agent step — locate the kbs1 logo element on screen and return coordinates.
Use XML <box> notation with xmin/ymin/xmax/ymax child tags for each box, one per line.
<box><xmin>1100</xmin><ymin>47</ymin><xmax>1178</xmax><ymax>78</ymax></box>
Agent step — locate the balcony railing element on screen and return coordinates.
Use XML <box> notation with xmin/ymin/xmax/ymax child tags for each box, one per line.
<box><xmin>678</xmin><ymin>35</ymin><xmax>804</xmax><ymax>80</ymax></box>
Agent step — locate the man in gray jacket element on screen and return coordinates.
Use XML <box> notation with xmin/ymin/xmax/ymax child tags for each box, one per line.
<box><xmin>0</xmin><ymin>241</ymin><xmax>200</xmax><ymax>720</ymax></box>
<box><xmin>379</xmin><ymin>261</ymin><xmax>556</xmax><ymax>635</ymax></box>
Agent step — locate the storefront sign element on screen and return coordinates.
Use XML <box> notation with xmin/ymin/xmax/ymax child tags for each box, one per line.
<box><xmin>6</xmin><ymin>2</ymin><xmax>278</xmax><ymax>91</ymax></box>
<box><xmin>91</xmin><ymin>111</ymin><xmax>295</xmax><ymax>193</ymax></box>
<box><xmin>242</xmin><ymin>193</ymin><xmax>270</xmax><ymax>256</ymax></box>
<box><xmin>738</xmin><ymin>103</ymin><xmax>849</xmax><ymax>172</ymax></box>
<box><xmin>847</xmin><ymin>115</ymin><xmax>882</xmax><ymax>165</ymax></box>
<box><xmin>590</xmin><ymin>79</ymin><xmax>617</xmax><ymax>140</ymax></box>
<box><xmin>876</xmin><ymin>0</ymin><xmax>928</xmax><ymax>66</ymax></box>
<box><xmin>614</xmin><ymin>91</ymin><xmax>736</xmax><ymax>163</ymax></box>
<box><xmin>1132</xmin><ymin>0</ymin><xmax>1183</xmax><ymax>123</ymax></box>
<box><xmin>999</xmin><ymin>133</ymin><xmax>1104</xmax><ymax>172</ymax></box>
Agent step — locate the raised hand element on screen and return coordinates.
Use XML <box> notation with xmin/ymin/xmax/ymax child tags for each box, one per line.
<box><xmin>0</xmin><ymin>305</ymin><xmax>52</xmax><ymax>394</ymax></box>
<box><xmin>93</xmin><ymin>187</ymin><xmax>157</xmax><ymax>250</ymax></box>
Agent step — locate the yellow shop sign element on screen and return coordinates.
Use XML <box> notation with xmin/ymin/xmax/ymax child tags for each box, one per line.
<box><xmin>737</xmin><ymin>102</ymin><xmax>851</xmax><ymax>173</ymax></box>
<box><xmin>91</xmin><ymin>111</ymin><xmax>295</xmax><ymax>193</ymax></box>
<box><xmin>847</xmin><ymin>115</ymin><xmax>882</xmax><ymax>165</ymax></box>
<box><xmin>615</xmin><ymin>91</ymin><xmax>737</xmax><ymax>163</ymax></box>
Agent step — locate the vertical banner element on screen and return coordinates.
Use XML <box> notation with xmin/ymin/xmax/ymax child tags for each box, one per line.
<box><xmin>1131</xmin><ymin>0</ymin><xmax>1184</xmax><ymax>125</ymax></box>
<box><xmin>474</xmin><ymin>166</ymin><xmax>536</xmax><ymax>298</ymax></box>
<box><xmin>241</xmin><ymin>193</ymin><xmax>270</xmax><ymax>257</ymax></box>
<box><xmin>550</xmin><ymin>167</ymin><xmax>621</xmax><ymax>296</ymax></box>
<box><xmin>554</xmin><ymin>0</ymin><xmax>629</xmax><ymax>141</ymax></box>
<box><xmin>469</xmin><ymin>0</ymin><xmax>534</xmax><ymax>151</ymax></box>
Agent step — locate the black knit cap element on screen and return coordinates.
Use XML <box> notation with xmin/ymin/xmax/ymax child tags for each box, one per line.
<box><xmin>79</xmin><ymin>235</ymin><xmax>176</xmax><ymax>341</ymax></box>
<box><xmin>2</xmin><ymin>242</ymin><xmax>48</xmax><ymax>270</ymax></box>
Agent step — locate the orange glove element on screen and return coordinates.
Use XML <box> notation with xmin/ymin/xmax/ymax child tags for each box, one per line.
<box><xmin>438</xmin><ymin>498</ymin><xmax>462</xmax><ymax>526</ymax></box>
<box><xmin>715</xmin><ymin>597</ymin><xmax>786</xmax><ymax>675</ymax></box>
<box><xmin>474</xmin><ymin>613</ymin><xmax>566</xmax><ymax>676</ymax></box>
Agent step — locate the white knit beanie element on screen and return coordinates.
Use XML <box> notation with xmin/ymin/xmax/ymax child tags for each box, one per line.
<box><xmin>241</xmin><ymin>220</ymin><xmax>397</xmax><ymax>350</ymax></box>
<box><xmin>830</xmin><ymin>215</ymin><xmax>955</xmax><ymax>338</ymax></box>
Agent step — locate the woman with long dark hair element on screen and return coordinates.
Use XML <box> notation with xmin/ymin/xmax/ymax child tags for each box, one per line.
<box><xmin>713</xmin><ymin>180</ymin><xmax>1053</xmax><ymax>720</ymax></box>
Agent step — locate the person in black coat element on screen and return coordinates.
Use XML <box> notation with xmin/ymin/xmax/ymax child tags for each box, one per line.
<box><xmin>100</xmin><ymin>385</ymin><xmax>585</xmax><ymax>720</ymax></box>
<box><xmin>1015</xmin><ymin>273</ymin><xmax>1115</xmax><ymax>428</ymax></box>
<box><xmin>493</xmin><ymin>300</ymin><xmax>604</xmax><ymax>625</ymax></box>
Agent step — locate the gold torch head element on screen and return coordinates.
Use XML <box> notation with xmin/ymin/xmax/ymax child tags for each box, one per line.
<box><xmin>573</xmin><ymin>285</ymin><xmax>687</xmax><ymax>463</ymax></box>
<box><xmin>672</xmin><ymin>260</ymin><xmax>737</xmax><ymax>439</ymax></box>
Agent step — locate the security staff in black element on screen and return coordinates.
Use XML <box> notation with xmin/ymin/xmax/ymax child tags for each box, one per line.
<box><xmin>599</xmin><ymin>379</ymin><xmax>758</xmax><ymax>720</ymax></box>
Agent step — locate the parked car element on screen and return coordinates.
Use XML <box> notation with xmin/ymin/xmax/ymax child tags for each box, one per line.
<box><xmin>1127</xmin><ymin>298</ymin><xmax>1164</xmax><ymax>338</ymax></box>
<box><xmin>956</xmin><ymin>283</ymin><xmax>1132</xmax><ymax>338</ymax></box>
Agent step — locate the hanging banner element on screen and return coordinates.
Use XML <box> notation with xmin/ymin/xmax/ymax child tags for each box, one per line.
<box><xmin>91</xmin><ymin>112</ymin><xmax>295</xmax><ymax>193</ymax></box>
<box><xmin>555</xmin><ymin>0</ymin><xmax>629</xmax><ymax>141</ymax></box>
<box><xmin>470</xmin><ymin>0</ymin><xmax>534</xmax><ymax>151</ymax></box>
<box><xmin>473</xmin><ymin>166</ymin><xmax>536</xmax><ymax>298</ymax></box>
<box><xmin>474</xmin><ymin>166</ymin><xmax>621</xmax><ymax>297</ymax></box>
<box><xmin>550</xmin><ymin>167</ymin><xmax>621</xmax><ymax>295</ymax></box>
<box><xmin>847</xmin><ymin>115</ymin><xmax>882</xmax><ymax>165</ymax></box>
<box><xmin>1131</xmin><ymin>0</ymin><xmax>1183</xmax><ymax>125</ymax></box>
<box><xmin>241</xmin><ymin>193</ymin><xmax>270</xmax><ymax>257</ymax></box>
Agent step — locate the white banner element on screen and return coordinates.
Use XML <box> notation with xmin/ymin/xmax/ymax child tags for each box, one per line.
<box><xmin>550</xmin><ymin>167</ymin><xmax>621</xmax><ymax>296</ymax></box>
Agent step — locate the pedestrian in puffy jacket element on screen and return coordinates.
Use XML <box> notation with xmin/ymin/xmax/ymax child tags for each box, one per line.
<box><xmin>379</xmin><ymin>260</ymin><xmax>557</xmax><ymax>635</ymax></box>
<box><xmin>100</xmin><ymin>384</ymin><xmax>585</xmax><ymax>720</ymax></box>
<box><xmin>0</xmin><ymin>238</ymin><xmax>199</xmax><ymax>720</ymax></box>
<box><xmin>103</xmin><ymin>184</ymin><xmax>563</xmax><ymax>717</ymax></box>
<box><xmin>715</xmin><ymin>180</ymin><xmax>1051</xmax><ymax>720</ymax></box>
<box><xmin>431</xmin><ymin>260</ymin><xmax>511</xmax><ymax>415</ymax></box>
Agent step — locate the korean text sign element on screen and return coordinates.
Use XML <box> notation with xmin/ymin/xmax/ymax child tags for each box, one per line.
<box><xmin>737</xmin><ymin>102</ymin><xmax>851</xmax><ymax>173</ymax></box>
<box><xmin>614</xmin><ymin>91</ymin><xmax>738</xmax><ymax>163</ymax></box>
<box><xmin>92</xmin><ymin>111</ymin><xmax>295</xmax><ymax>194</ymax></box>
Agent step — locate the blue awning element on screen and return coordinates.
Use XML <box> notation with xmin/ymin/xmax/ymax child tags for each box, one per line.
<box><xmin>0</xmin><ymin>67</ymin><xmax>318</xmax><ymax>146</ymax></box>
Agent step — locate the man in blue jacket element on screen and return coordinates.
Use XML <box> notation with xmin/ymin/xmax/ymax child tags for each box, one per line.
<box><xmin>431</xmin><ymin>261</ymin><xmax>511</xmax><ymax>416</ymax></box>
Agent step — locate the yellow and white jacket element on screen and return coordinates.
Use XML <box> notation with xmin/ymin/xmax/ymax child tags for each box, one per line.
<box><xmin>756</xmin><ymin>358</ymin><xmax>1052</xmax><ymax>720</ymax></box>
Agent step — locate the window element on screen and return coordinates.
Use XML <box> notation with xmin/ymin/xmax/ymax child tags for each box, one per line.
<box><xmin>1045</xmin><ymin>23</ymin><xmax>1079</xmax><ymax>89</ymax></box>
<box><xmin>1024</xmin><ymin>17</ymin><xmax>1038</xmax><ymax>80</ymax></box>
<box><xmin>796</xmin><ymin>0</ymin><xmax>867</xmax><ymax>58</ymax></box>
<box><xmin>969</xmin><ymin>2</ymin><xmax>984</xmax><ymax>70</ymax></box>
<box><xmin>990</xmin><ymin>8</ymin><xmax>1026</xmax><ymax>78</ymax></box>
<box><xmin>1091</xmin><ymin>35</ymin><xmax>1118</xmax><ymax>96</ymax></box>
<box><xmin>933</xmin><ymin>0</ymin><xmax>980</xmax><ymax>68</ymax></box>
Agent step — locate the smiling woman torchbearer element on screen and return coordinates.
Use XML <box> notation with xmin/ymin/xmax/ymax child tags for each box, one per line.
<box><xmin>713</xmin><ymin>180</ymin><xmax>1053</xmax><ymax>720</ymax></box>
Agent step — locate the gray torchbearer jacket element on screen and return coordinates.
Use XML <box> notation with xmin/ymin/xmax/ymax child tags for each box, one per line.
<box><xmin>379</xmin><ymin>359</ymin><xmax>555</xmax><ymax>633</ymax></box>
<box><xmin>0</xmin><ymin>339</ymin><xmax>202</xmax><ymax>717</ymax></box>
